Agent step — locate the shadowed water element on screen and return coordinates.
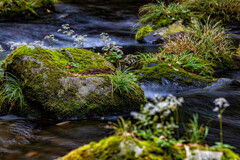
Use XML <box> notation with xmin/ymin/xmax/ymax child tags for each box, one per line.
<box><xmin>0</xmin><ymin>116</ymin><xmax>112</xmax><ymax>160</ymax></box>
<box><xmin>142</xmin><ymin>70</ymin><xmax>240</xmax><ymax>153</ymax></box>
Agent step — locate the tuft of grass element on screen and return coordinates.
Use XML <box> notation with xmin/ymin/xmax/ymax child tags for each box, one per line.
<box><xmin>108</xmin><ymin>67</ymin><xmax>138</xmax><ymax>97</ymax></box>
<box><xmin>163</xmin><ymin>19</ymin><xmax>235</xmax><ymax>73</ymax></box>
<box><xmin>113</xmin><ymin>117</ymin><xmax>133</xmax><ymax>136</ymax></box>
<box><xmin>182</xmin><ymin>0</ymin><xmax>240</xmax><ymax>24</ymax></box>
<box><xmin>0</xmin><ymin>72</ymin><xmax>24</xmax><ymax>111</ymax></box>
<box><xmin>185</xmin><ymin>114</ymin><xmax>209</xmax><ymax>144</ymax></box>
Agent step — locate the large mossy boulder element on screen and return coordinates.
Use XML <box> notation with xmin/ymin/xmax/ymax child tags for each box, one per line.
<box><xmin>4</xmin><ymin>46</ymin><xmax>146</xmax><ymax>119</ymax></box>
<box><xmin>59</xmin><ymin>135</ymin><xmax>240</xmax><ymax>160</ymax></box>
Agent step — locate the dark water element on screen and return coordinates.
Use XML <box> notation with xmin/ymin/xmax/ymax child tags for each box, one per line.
<box><xmin>0</xmin><ymin>115</ymin><xmax>112</xmax><ymax>160</ymax></box>
<box><xmin>142</xmin><ymin>71</ymin><xmax>240</xmax><ymax>153</ymax></box>
<box><xmin>0</xmin><ymin>0</ymin><xmax>240</xmax><ymax>159</ymax></box>
<box><xmin>0</xmin><ymin>0</ymin><xmax>157</xmax><ymax>60</ymax></box>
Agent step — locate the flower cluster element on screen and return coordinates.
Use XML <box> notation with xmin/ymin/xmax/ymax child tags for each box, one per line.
<box><xmin>102</xmin><ymin>41</ymin><xmax>123</xmax><ymax>55</ymax></box>
<box><xmin>213</xmin><ymin>97</ymin><xmax>230</xmax><ymax>143</ymax></box>
<box><xmin>72</xmin><ymin>34</ymin><xmax>87</xmax><ymax>48</ymax></box>
<box><xmin>213</xmin><ymin>97</ymin><xmax>230</xmax><ymax>112</ymax></box>
<box><xmin>57</xmin><ymin>24</ymin><xmax>74</xmax><ymax>36</ymax></box>
<box><xmin>131</xmin><ymin>94</ymin><xmax>183</xmax><ymax>121</ymax></box>
<box><xmin>44</xmin><ymin>34</ymin><xmax>58</xmax><ymax>48</ymax></box>
<box><xmin>7</xmin><ymin>41</ymin><xmax>28</xmax><ymax>50</ymax></box>
<box><xmin>131</xmin><ymin>94</ymin><xmax>183</xmax><ymax>139</ymax></box>
<box><xmin>100</xmin><ymin>32</ymin><xmax>111</xmax><ymax>44</ymax></box>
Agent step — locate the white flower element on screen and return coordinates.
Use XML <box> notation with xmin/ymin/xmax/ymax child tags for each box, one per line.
<box><xmin>213</xmin><ymin>107</ymin><xmax>219</xmax><ymax>112</ymax></box>
<box><xmin>213</xmin><ymin>97</ymin><xmax>230</xmax><ymax>108</ymax></box>
<box><xmin>0</xmin><ymin>45</ymin><xmax>5</xmax><ymax>52</ymax></box>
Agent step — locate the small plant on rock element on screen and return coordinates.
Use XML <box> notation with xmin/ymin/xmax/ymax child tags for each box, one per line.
<box><xmin>213</xmin><ymin>97</ymin><xmax>229</xmax><ymax>144</ymax></box>
<box><xmin>108</xmin><ymin>67</ymin><xmax>138</xmax><ymax>97</ymax></box>
<box><xmin>131</xmin><ymin>95</ymin><xmax>183</xmax><ymax>141</ymax></box>
<box><xmin>58</xmin><ymin>24</ymin><xmax>75</xmax><ymax>47</ymax></box>
<box><xmin>185</xmin><ymin>114</ymin><xmax>209</xmax><ymax>144</ymax></box>
<box><xmin>0</xmin><ymin>72</ymin><xmax>24</xmax><ymax>111</ymax></box>
<box><xmin>100</xmin><ymin>32</ymin><xmax>124</xmax><ymax>67</ymax></box>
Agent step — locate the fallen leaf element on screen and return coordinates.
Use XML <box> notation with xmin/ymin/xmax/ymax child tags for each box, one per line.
<box><xmin>173</xmin><ymin>67</ymin><xmax>179</xmax><ymax>71</ymax></box>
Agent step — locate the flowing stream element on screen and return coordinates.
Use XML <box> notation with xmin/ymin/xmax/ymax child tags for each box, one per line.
<box><xmin>0</xmin><ymin>0</ymin><xmax>240</xmax><ymax>159</ymax></box>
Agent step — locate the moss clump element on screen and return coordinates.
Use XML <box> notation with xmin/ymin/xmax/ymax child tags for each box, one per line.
<box><xmin>237</xmin><ymin>45</ymin><xmax>240</xmax><ymax>56</ymax></box>
<box><xmin>0</xmin><ymin>60</ymin><xmax>4</xmax><ymax>70</ymax></box>
<box><xmin>135</xmin><ymin>63</ymin><xmax>215</xmax><ymax>86</ymax></box>
<box><xmin>135</xmin><ymin>25</ymin><xmax>153</xmax><ymax>42</ymax></box>
<box><xmin>4</xmin><ymin>46</ymin><xmax>146</xmax><ymax>119</ymax></box>
<box><xmin>161</xmin><ymin>20</ymin><xmax>190</xmax><ymax>38</ymax></box>
<box><xmin>59</xmin><ymin>135</ymin><xmax>240</xmax><ymax>160</ymax></box>
<box><xmin>59</xmin><ymin>136</ymin><xmax>169</xmax><ymax>160</ymax></box>
<box><xmin>182</xmin><ymin>0</ymin><xmax>240</xmax><ymax>25</ymax></box>
<box><xmin>0</xmin><ymin>0</ymin><xmax>57</xmax><ymax>19</ymax></box>
<box><xmin>138</xmin><ymin>2</ymin><xmax>193</xmax><ymax>30</ymax></box>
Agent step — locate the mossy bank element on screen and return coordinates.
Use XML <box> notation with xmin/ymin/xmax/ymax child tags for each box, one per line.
<box><xmin>135</xmin><ymin>62</ymin><xmax>215</xmax><ymax>88</ymax></box>
<box><xmin>0</xmin><ymin>0</ymin><xmax>57</xmax><ymax>20</ymax></box>
<box><xmin>4</xmin><ymin>46</ymin><xmax>146</xmax><ymax>119</ymax></box>
<box><xmin>59</xmin><ymin>135</ymin><xmax>240</xmax><ymax>160</ymax></box>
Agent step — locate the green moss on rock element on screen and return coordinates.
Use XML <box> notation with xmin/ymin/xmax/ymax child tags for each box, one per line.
<box><xmin>237</xmin><ymin>45</ymin><xmax>240</xmax><ymax>56</ymax></box>
<box><xmin>59</xmin><ymin>135</ymin><xmax>240</xmax><ymax>160</ymax></box>
<box><xmin>59</xmin><ymin>136</ymin><xmax>168</xmax><ymax>160</ymax></box>
<box><xmin>135</xmin><ymin>25</ymin><xmax>153</xmax><ymax>42</ymax></box>
<box><xmin>5</xmin><ymin>46</ymin><xmax>146</xmax><ymax>119</ymax></box>
<box><xmin>0</xmin><ymin>0</ymin><xmax>56</xmax><ymax>19</ymax></box>
<box><xmin>135</xmin><ymin>62</ymin><xmax>215</xmax><ymax>87</ymax></box>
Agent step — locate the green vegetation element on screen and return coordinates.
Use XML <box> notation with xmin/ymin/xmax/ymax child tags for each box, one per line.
<box><xmin>213</xmin><ymin>98</ymin><xmax>230</xmax><ymax>144</ymax></box>
<box><xmin>135</xmin><ymin>63</ymin><xmax>214</xmax><ymax>86</ymax></box>
<box><xmin>100</xmin><ymin>32</ymin><xmax>124</xmax><ymax>67</ymax></box>
<box><xmin>60</xmin><ymin>95</ymin><xmax>240</xmax><ymax>160</ymax></box>
<box><xmin>182</xmin><ymin>0</ymin><xmax>240</xmax><ymax>24</ymax></box>
<box><xmin>237</xmin><ymin>45</ymin><xmax>240</xmax><ymax>55</ymax></box>
<box><xmin>162</xmin><ymin>20</ymin><xmax>235</xmax><ymax>74</ymax></box>
<box><xmin>0</xmin><ymin>0</ymin><xmax>57</xmax><ymax>18</ymax></box>
<box><xmin>135</xmin><ymin>25</ymin><xmax>153</xmax><ymax>42</ymax></box>
<box><xmin>138</xmin><ymin>2</ymin><xmax>193</xmax><ymax>29</ymax></box>
<box><xmin>185</xmin><ymin>114</ymin><xmax>209</xmax><ymax>144</ymax></box>
<box><xmin>134</xmin><ymin>20</ymin><xmax>235</xmax><ymax>84</ymax></box>
<box><xmin>108</xmin><ymin>67</ymin><xmax>138</xmax><ymax>97</ymax></box>
<box><xmin>0</xmin><ymin>72</ymin><xmax>24</xmax><ymax>111</ymax></box>
<box><xmin>135</xmin><ymin>0</ymin><xmax>240</xmax><ymax>42</ymax></box>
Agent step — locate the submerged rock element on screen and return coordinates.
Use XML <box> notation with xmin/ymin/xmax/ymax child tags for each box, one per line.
<box><xmin>4</xmin><ymin>46</ymin><xmax>146</xmax><ymax>119</ymax></box>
